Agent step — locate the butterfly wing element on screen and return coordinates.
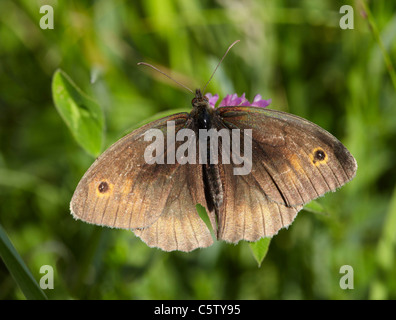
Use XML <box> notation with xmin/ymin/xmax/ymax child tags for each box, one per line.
<box><xmin>70</xmin><ymin>113</ymin><xmax>214</xmax><ymax>251</ymax></box>
<box><xmin>214</xmin><ymin>106</ymin><xmax>357</xmax><ymax>243</ymax></box>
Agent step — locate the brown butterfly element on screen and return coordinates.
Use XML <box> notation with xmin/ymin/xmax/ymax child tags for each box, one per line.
<box><xmin>70</xmin><ymin>44</ymin><xmax>357</xmax><ymax>252</ymax></box>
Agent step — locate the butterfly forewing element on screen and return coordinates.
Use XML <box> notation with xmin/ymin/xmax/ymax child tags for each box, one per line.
<box><xmin>217</xmin><ymin>106</ymin><xmax>357</xmax><ymax>209</ymax></box>
<box><xmin>71</xmin><ymin>113</ymin><xmax>215</xmax><ymax>252</ymax></box>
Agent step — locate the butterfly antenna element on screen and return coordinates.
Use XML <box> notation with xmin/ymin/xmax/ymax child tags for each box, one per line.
<box><xmin>137</xmin><ymin>62</ymin><xmax>194</xmax><ymax>94</ymax></box>
<box><xmin>202</xmin><ymin>40</ymin><xmax>240</xmax><ymax>94</ymax></box>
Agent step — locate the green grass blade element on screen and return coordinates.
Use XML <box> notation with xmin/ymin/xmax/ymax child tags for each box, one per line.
<box><xmin>369</xmin><ymin>184</ymin><xmax>396</xmax><ymax>299</ymax></box>
<box><xmin>0</xmin><ymin>223</ymin><xmax>48</xmax><ymax>300</ymax></box>
<box><xmin>249</xmin><ymin>237</ymin><xmax>271</xmax><ymax>267</ymax></box>
<box><xmin>360</xmin><ymin>0</ymin><xmax>396</xmax><ymax>91</ymax></box>
<box><xmin>52</xmin><ymin>69</ymin><xmax>104</xmax><ymax>157</ymax></box>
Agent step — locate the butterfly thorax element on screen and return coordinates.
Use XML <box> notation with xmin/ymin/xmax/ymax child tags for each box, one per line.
<box><xmin>191</xmin><ymin>89</ymin><xmax>215</xmax><ymax>130</ymax></box>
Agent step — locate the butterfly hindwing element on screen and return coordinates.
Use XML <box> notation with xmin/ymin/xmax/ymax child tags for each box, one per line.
<box><xmin>217</xmin><ymin>161</ymin><xmax>302</xmax><ymax>243</ymax></box>
<box><xmin>133</xmin><ymin>162</ymin><xmax>214</xmax><ymax>252</ymax></box>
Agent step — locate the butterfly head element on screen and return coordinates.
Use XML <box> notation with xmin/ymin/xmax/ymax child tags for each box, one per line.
<box><xmin>192</xmin><ymin>89</ymin><xmax>210</xmax><ymax>110</ymax></box>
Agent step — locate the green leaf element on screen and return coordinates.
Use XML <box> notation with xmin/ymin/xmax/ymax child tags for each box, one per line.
<box><xmin>249</xmin><ymin>237</ymin><xmax>271</xmax><ymax>267</ymax></box>
<box><xmin>196</xmin><ymin>204</ymin><xmax>216</xmax><ymax>242</ymax></box>
<box><xmin>0</xmin><ymin>223</ymin><xmax>48</xmax><ymax>300</ymax></box>
<box><xmin>52</xmin><ymin>69</ymin><xmax>104</xmax><ymax>157</ymax></box>
<box><xmin>303</xmin><ymin>200</ymin><xmax>328</xmax><ymax>215</ymax></box>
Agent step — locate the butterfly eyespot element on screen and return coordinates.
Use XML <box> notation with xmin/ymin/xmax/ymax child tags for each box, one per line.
<box><xmin>310</xmin><ymin>147</ymin><xmax>328</xmax><ymax>165</ymax></box>
<box><xmin>98</xmin><ymin>181</ymin><xmax>109</xmax><ymax>193</ymax></box>
<box><xmin>314</xmin><ymin>149</ymin><xmax>326</xmax><ymax>161</ymax></box>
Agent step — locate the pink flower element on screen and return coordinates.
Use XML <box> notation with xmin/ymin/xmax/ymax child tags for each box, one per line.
<box><xmin>205</xmin><ymin>93</ymin><xmax>219</xmax><ymax>107</ymax></box>
<box><xmin>205</xmin><ymin>93</ymin><xmax>271</xmax><ymax>108</ymax></box>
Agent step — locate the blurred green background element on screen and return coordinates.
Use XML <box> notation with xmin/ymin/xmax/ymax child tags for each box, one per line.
<box><xmin>1</xmin><ymin>0</ymin><xmax>396</xmax><ymax>299</ymax></box>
